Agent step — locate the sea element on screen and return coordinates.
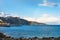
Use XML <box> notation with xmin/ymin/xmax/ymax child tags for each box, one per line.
<box><xmin>0</xmin><ymin>25</ymin><xmax>60</xmax><ymax>38</ymax></box>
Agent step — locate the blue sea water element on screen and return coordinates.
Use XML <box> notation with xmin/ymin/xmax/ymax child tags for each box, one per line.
<box><xmin>0</xmin><ymin>25</ymin><xmax>60</xmax><ymax>38</ymax></box>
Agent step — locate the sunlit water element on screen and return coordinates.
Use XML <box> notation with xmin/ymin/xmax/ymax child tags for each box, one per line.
<box><xmin>0</xmin><ymin>25</ymin><xmax>60</xmax><ymax>38</ymax></box>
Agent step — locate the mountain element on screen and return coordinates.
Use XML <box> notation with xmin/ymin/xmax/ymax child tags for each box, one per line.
<box><xmin>0</xmin><ymin>16</ymin><xmax>30</xmax><ymax>26</ymax></box>
<box><xmin>0</xmin><ymin>16</ymin><xmax>46</xmax><ymax>26</ymax></box>
<box><xmin>6</xmin><ymin>16</ymin><xmax>30</xmax><ymax>25</ymax></box>
<box><xmin>29</xmin><ymin>21</ymin><xmax>46</xmax><ymax>25</ymax></box>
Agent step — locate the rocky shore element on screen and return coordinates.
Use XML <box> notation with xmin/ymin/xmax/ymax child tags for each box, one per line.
<box><xmin>0</xmin><ymin>33</ymin><xmax>60</xmax><ymax>40</ymax></box>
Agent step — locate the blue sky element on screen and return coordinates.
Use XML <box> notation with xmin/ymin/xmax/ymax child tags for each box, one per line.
<box><xmin>0</xmin><ymin>0</ymin><xmax>60</xmax><ymax>24</ymax></box>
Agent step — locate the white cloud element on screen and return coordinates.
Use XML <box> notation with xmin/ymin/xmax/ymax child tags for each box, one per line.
<box><xmin>23</xmin><ymin>17</ymin><xmax>36</xmax><ymax>21</ymax></box>
<box><xmin>37</xmin><ymin>14</ymin><xmax>59</xmax><ymax>23</ymax></box>
<box><xmin>38</xmin><ymin>0</ymin><xmax>59</xmax><ymax>7</ymax></box>
<box><xmin>9</xmin><ymin>13</ymin><xmax>20</xmax><ymax>17</ymax></box>
<box><xmin>23</xmin><ymin>14</ymin><xmax>60</xmax><ymax>25</ymax></box>
<box><xmin>0</xmin><ymin>12</ymin><xmax>20</xmax><ymax>17</ymax></box>
<box><xmin>0</xmin><ymin>12</ymin><xmax>5</xmax><ymax>17</ymax></box>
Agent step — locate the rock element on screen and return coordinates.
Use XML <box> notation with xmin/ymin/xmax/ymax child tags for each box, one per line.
<box><xmin>0</xmin><ymin>33</ymin><xmax>6</xmax><ymax>38</ymax></box>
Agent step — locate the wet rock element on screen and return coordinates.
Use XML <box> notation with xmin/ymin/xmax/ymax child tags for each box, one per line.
<box><xmin>0</xmin><ymin>33</ymin><xmax>6</xmax><ymax>38</ymax></box>
<box><xmin>54</xmin><ymin>37</ymin><xmax>60</xmax><ymax>40</ymax></box>
<box><xmin>42</xmin><ymin>37</ymin><xmax>53</xmax><ymax>40</ymax></box>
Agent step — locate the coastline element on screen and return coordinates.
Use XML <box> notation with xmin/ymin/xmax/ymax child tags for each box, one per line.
<box><xmin>0</xmin><ymin>33</ymin><xmax>60</xmax><ymax>40</ymax></box>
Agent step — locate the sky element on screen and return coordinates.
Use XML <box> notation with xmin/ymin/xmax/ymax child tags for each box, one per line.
<box><xmin>0</xmin><ymin>0</ymin><xmax>60</xmax><ymax>25</ymax></box>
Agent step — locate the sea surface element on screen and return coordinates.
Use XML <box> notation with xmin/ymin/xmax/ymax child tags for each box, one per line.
<box><xmin>0</xmin><ymin>25</ymin><xmax>60</xmax><ymax>38</ymax></box>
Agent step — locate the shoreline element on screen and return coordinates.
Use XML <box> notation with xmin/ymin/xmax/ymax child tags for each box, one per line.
<box><xmin>0</xmin><ymin>33</ymin><xmax>60</xmax><ymax>40</ymax></box>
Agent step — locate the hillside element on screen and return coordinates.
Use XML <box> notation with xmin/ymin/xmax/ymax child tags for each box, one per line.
<box><xmin>0</xmin><ymin>16</ymin><xmax>46</xmax><ymax>26</ymax></box>
<box><xmin>29</xmin><ymin>21</ymin><xmax>46</xmax><ymax>25</ymax></box>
